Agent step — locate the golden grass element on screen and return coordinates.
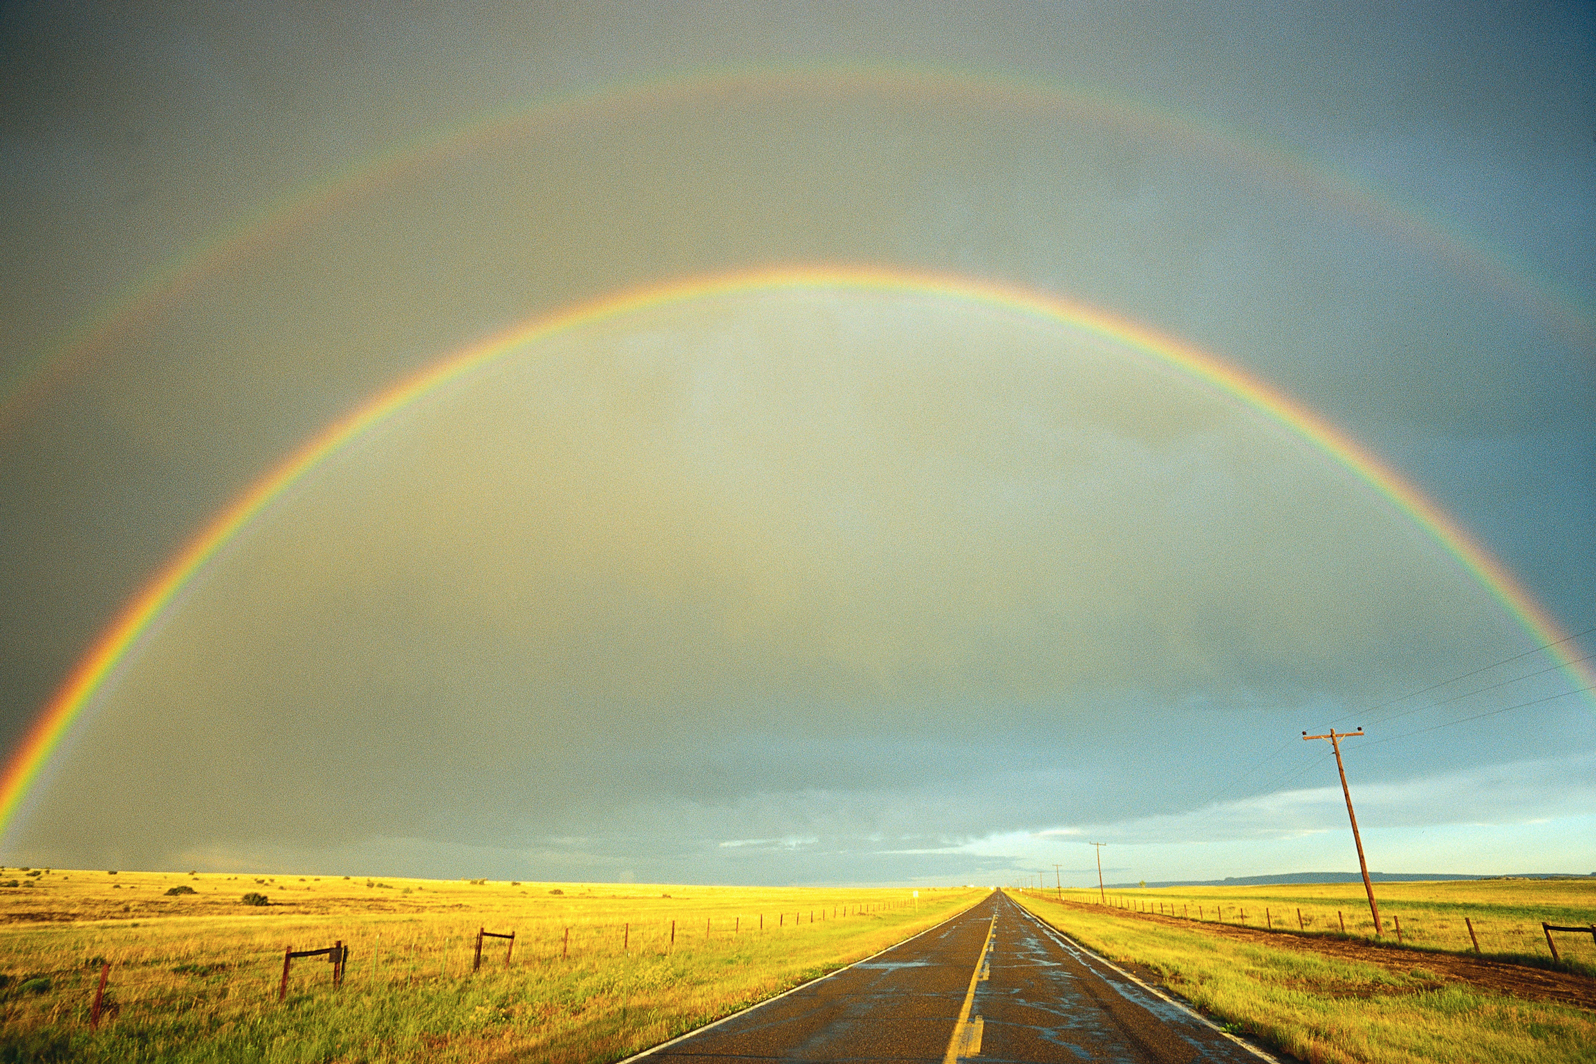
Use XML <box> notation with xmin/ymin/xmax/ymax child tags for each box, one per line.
<box><xmin>1047</xmin><ymin>877</ymin><xmax>1596</xmax><ymax>965</ymax></box>
<box><xmin>1009</xmin><ymin>887</ymin><xmax>1596</xmax><ymax>1064</ymax></box>
<box><xmin>0</xmin><ymin>867</ymin><xmax>985</xmax><ymax>1062</ymax></box>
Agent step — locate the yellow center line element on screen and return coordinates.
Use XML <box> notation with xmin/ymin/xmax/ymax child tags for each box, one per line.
<box><xmin>942</xmin><ymin>910</ymin><xmax>997</xmax><ymax>1064</ymax></box>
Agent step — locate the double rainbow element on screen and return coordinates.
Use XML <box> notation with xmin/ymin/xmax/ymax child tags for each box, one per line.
<box><xmin>2</xmin><ymin>266</ymin><xmax>1591</xmax><ymax>845</ymax></box>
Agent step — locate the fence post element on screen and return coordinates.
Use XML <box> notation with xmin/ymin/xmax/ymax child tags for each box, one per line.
<box><xmin>1466</xmin><ymin>917</ymin><xmax>1480</xmax><ymax>953</ymax></box>
<box><xmin>1543</xmin><ymin>923</ymin><xmax>1561</xmax><ymax>962</ymax></box>
<box><xmin>563</xmin><ymin>927</ymin><xmax>570</xmax><ymax>961</ymax></box>
<box><xmin>506</xmin><ymin>931</ymin><xmax>515</xmax><ymax>966</ymax></box>
<box><xmin>475</xmin><ymin>928</ymin><xmax>484</xmax><ymax>972</ymax></box>
<box><xmin>1338</xmin><ymin>911</ymin><xmax>1345</xmax><ymax>934</ymax></box>
<box><xmin>1266</xmin><ymin>908</ymin><xmax>1272</xmax><ymax>930</ymax></box>
<box><xmin>279</xmin><ymin>947</ymin><xmax>292</xmax><ymax>1002</ymax></box>
<box><xmin>1393</xmin><ymin>916</ymin><xmax>1403</xmax><ymax>944</ymax></box>
<box><xmin>1297</xmin><ymin>908</ymin><xmax>1304</xmax><ymax>931</ymax></box>
<box><xmin>90</xmin><ymin>962</ymin><xmax>110</xmax><ymax>1029</ymax></box>
<box><xmin>624</xmin><ymin>923</ymin><xmax>629</xmax><ymax>951</ymax></box>
<box><xmin>670</xmin><ymin>920</ymin><xmax>675</xmax><ymax>948</ymax></box>
<box><xmin>334</xmin><ymin>941</ymin><xmax>344</xmax><ymax>987</ymax></box>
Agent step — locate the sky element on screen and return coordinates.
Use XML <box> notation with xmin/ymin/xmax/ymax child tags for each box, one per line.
<box><xmin>0</xmin><ymin>1</ymin><xmax>1591</xmax><ymax>887</ymax></box>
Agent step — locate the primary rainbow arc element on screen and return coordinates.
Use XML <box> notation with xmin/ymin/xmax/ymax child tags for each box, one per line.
<box><xmin>1</xmin><ymin>266</ymin><xmax>1589</xmax><ymax>846</ymax></box>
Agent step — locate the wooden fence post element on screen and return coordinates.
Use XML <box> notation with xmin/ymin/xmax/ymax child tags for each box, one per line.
<box><xmin>1466</xmin><ymin>917</ymin><xmax>1480</xmax><ymax>953</ymax></box>
<box><xmin>670</xmin><ymin>920</ymin><xmax>675</xmax><ymax>948</ymax></box>
<box><xmin>506</xmin><ymin>931</ymin><xmax>515</xmax><ymax>966</ymax></box>
<box><xmin>475</xmin><ymin>928</ymin><xmax>484</xmax><ymax>972</ymax></box>
<box><xmin>563</xmin><ymin>927</ymin><xmax>569</xmax><ymax>961</ymax></box>
<box><xmin>89</xmin><ymin>962</ymin><xmax>110</xmax><ymax>1029</ymax></box>
<box><xmin>279</xmin><ymin>947</ymin><xmax>292</xmax><ymax>1002</ymax></box>
<box><xmin>1543</xmin><ymin>923</ymin><xmax>1561</xmax><ymax>962</ymax></box>
<box><xmin>1338</xmin><ymin>911</ymin><xmax>1345</xmax><ymax>934</ymax></box>
<box><xmin>1393</xmin><ymin>916</ymin><xmax>1403</xmax><ymax>944</ymax></box>
<box><xmin>1297</xmin><ymin>908</ymin><xmax>1304</xmax><ymax>931</ymax></box>
<box><xmin>623</xmin><ymin>923</ymin><xmax>629</xmax><ymax>951</ymax></box>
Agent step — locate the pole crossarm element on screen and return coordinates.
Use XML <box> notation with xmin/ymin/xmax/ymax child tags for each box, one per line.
<box><xmin>1303</xmin><ymin>726</ymin><xmax>1383</xmax><ymax>936</ymax></box>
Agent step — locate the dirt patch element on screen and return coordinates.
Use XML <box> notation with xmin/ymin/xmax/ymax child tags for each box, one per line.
<box><xmin>1057</xmin><ymin>899</ymin><xmax>1596</xmax><ymax>1012</ymax></box>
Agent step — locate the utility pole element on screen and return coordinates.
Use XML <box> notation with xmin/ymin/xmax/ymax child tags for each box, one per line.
<box><xmin>1054</xmin><ymin>863</ymin><xmax>1063</xmax><ymax>902</ymax></box>
<box><xmin>1089</xmin><ymin>842</ymin><xmax>1107</xmax><ymax>904</ymax></box>
<box><xmin>1303</xmin><ymin>727</ymin><xmax>1382</xmax><ymax>936</ymax></box>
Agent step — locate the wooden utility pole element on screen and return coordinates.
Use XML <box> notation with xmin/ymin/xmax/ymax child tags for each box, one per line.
<box><xmin>1089</xmin><ymin>842</ymin><xmax>1107</xmax><ymax>904</ymax></box>
<box><xmin>1303</xmin><ymin>727</ymin><xmax>1382</xmax><ymax>936</ymax></box>
<box><xmin>1054</xmin><ymin>863</ymin><xmax>1063</xmax><ymax>901</ymax></box>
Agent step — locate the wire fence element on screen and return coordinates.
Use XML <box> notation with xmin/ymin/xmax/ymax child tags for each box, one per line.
<box><xmin>2</xmin><ymin>898</ymin><xmax>919</xmax><ymax>1032</ymax></box>
<box><xmin>1017</xmin><ymin>888</ymin><xmax>1596</xmax><ymax>965</ymax></box>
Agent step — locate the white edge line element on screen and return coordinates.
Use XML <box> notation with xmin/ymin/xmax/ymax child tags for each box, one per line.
<box><xmin>615</xmin><ymin>889</ymin><xmax>998</xmax><ymax>1063</ymax></box>
<box><xmin>1007</xmin><ymin>895</ymin><xmax>1287</xmax><ymax>1064</ymax></box>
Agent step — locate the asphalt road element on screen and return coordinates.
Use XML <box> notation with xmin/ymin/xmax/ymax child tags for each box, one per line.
<box><xmin>631</xmin><ymin>890</ymin><xmax>1275</xmax><ymax>1063</ymax></box>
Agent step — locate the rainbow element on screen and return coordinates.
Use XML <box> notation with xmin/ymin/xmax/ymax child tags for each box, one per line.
<box><xmin>2</xmin><ymin>266</ymin><xmax>1592</xmax><ymax>846</ymax></box>
<box><xmin>4</xmin><ymin>63</ymin><xmax>1590</xmax><ymax>435</ymax></box>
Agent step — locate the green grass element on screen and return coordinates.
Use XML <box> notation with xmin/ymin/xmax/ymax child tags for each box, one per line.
<box><xmin>0</xmin><ymin>868</ymin><xmax>985</xmax><ymax>1062</ymax></box>
<box><xmin>1009</xmin><ymin>889</ymin><xmax>1596</xmax><ymax>1064</ymax></box>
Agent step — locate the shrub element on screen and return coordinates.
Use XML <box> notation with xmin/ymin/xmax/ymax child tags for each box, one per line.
<box><xmin>241</xmin><ymin>892</ymin><xmax>270</xmax><ymax>906</ymax></box>
<box><xmin>549</xmin><ymin>888</ymin><xmax>564</xmax><ymax>895</ymax></box>
<box><xmin>164</xmin><ymin>885</ymin><xmax>197</xmax><ymax>896</ymax></box>
<box><xmin>0</xmin><ymin>881</ymin><xmax>17</xmax><ymax>889</ymax></box>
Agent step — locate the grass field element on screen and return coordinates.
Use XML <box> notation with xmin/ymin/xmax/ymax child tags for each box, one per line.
<box><xmin>1009</xmin><ymin>880</ymin><xmax>1596</xmax><ymax>1064</ymax></box>
<box><xmin>1049</xmin><ymin>878</ymin><xmax>1596</xmax><ymax>965</ymax></box>
<box><xmin>0</xmin><ymin>867</ymin><xmax>984</xmax><ymax>1063</ymax></box>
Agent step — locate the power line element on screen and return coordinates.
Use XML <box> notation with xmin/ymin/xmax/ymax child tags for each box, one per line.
<box><xmin>1362</xmin><ymin>652</ymin><xmax>1593</xmax><ymax>729</ymax></box>
<box><xmin>1174</xmin><ymin>628</ymin><xmax>1594</xmax><ymax>828</ymax></box>
<box><xmin>1187</xmin><ymin>634</ymin><xmax>1593</xmax><ymax>819</ymax></box>
<box><xmin>1361</xmin><ymin>685</ymin><xmax>1595</xmax><ymax>748</ymax></box>
<box><xmin>1328</xmin><ymin>625</ymin><xmax>1595</xmax><ymax>728</ymax></box>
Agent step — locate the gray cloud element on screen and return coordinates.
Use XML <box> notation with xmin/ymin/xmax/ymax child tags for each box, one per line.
<box><xmin>2</xmin><ymin>1</ymin><xmax>1591</xmax><ymax>882</ymax></box>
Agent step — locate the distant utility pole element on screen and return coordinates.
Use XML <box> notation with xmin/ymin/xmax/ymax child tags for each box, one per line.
<box><xmin>1303</xmin><ymin>727</ymin><xmax>1382</xmax><ymax>936</ymax></box>
<box><xmin>1054</xmin><ymin>863</ymin><xmax>1063</xmax><ymax>901</ymax></box>
<box><xmin>1089</xmin><ymin>842</ymin><xmax>1107</xmax><ymax>904</ymax></box>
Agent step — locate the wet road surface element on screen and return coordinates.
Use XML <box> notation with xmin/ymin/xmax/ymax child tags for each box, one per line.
<box><xmin>630</xmin><ymin>890</ymin><xmax>1275</xmax><ymax>1063</ymax></box>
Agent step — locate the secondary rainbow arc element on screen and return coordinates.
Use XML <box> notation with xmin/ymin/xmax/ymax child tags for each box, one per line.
<box><xmin>1</xmin><ymin>266</ymin><xmax>1590</xmax><ymax>847</ymax></box>
<box><xmin>4</xmin><ymin>63</ymin><xmax>1590</xmax><ymax>436</ymax></box>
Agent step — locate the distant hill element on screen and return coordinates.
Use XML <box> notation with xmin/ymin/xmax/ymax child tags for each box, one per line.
<box><xmin>1103</xmin><ymin>871</ymin><xmax>1596</xmax><ymax>889</ymax></box>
